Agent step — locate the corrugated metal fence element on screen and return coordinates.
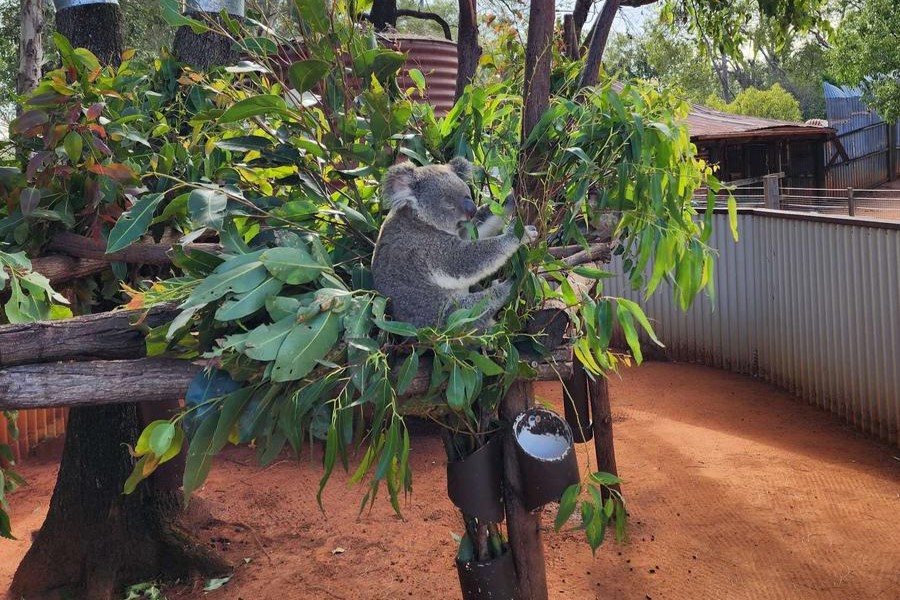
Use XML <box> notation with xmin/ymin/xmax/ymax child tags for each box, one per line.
<box><xmin>0</xmin><ymin>408</ymin><xmax>68</xmax><ymax>461</ymax></box>
<box><xmin>824</xmin><ymin>83</ymin><xmax>898</xmax><ymax>189</ymax></box>
<box><xmin>605</xmin><ymin>209</ymin><xmax>899</xmax><ymax>447</ymax></box>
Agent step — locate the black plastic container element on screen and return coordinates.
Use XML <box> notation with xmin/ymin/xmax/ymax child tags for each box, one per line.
<box><xmin>512</xmin><ymin>407</ymin><xmax>580</xmax><ymax>511</ymax></box>
<box><xmin>446</xmin><ymin>435</ymin><xmax>505</xmax><ymax>522</ymax></box>
<box><xmin>562</xmin><ymin>362</ymin><xmax>593</xmax><ymax>443</ymax></box>
<box><xmin>456</xmin><ymin>547</ymin><xmax>518</xmax><ymax>600</ymax></box>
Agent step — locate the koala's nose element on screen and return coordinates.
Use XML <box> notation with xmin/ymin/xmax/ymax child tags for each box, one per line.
<box><xmin>462</xmin><ymin>198</ymin><xmax>477</xmax><ymax>219</ymax></box>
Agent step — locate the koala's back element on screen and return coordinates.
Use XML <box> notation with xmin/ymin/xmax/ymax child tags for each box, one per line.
<box><xmin>373</xmin><ymin>207</ymin><xmax>458</xmax><ymax>327</ymax></box>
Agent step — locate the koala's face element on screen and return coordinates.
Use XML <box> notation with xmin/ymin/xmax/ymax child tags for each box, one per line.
<box><xmin>383</xmin><ymin>158</ymin><xmax>476</xmax><ymax>233</ymax></box>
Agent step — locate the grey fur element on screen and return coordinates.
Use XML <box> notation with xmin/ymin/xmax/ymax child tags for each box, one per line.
<box><xmin>372</xmin><ymin>161</ymin><xmax>536</xmax><ymax>328</ymax></box>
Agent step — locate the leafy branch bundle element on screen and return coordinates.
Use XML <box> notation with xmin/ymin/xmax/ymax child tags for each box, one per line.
<box><xmin>0</xmin><ymin>0</ymin><xmax>735</xmax><ymax>551</ymax></box>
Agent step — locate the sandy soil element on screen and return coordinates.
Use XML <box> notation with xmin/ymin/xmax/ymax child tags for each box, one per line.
<box><xmin>2</xmin><ymin>362</ymin><xmax>899</xmax><ymax>600</ymax></box>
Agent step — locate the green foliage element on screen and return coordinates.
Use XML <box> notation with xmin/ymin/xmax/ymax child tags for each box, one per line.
<box><xmin>830</xmin><ymin>0</ymin><xmax>900</xmax><ymax>121</ymax></box>
<box><xmin>554</xmin><ymin>473</ymin><xmax>627</xmax><ymax>554</ymax></box>
<box><xmin>5</xmin><ymin>0</ymin><xmax>729</xmax><ymax>556</ymax></box>
<box><xmin>605</xmin><ymin>18</ymin><xmax>721</xmax><ymax>104</ymax></box>
<box><xmin>705</xmin><ymin>83</ymin><xmax>803</xmax><ymax>122</ymax></box>
<box><xmin>0</xmin><ymin>411</ymin><xmax>24</xmax><ymax>540</ymax></box>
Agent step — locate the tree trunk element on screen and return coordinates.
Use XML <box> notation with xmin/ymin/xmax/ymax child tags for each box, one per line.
<box><xmin>11</xmin><ymin>7</ymin><xmax>222</xmax><ymax>597</ymax></box>
<box><xmin>500</xmin><ymin>381</ymin><xmax>548</xmax><ymax>600</ymax></box>
<box><xmin>10</xmin><ymin>404</ymin><xmax>226</xmax><ymax>600</ymax></box>
<box><xmin>455</xmin><ymin>0</ymin><xmax>481</xmax><ymax>100</ymax></box>
<box><xmin>369</xmin><ymin>0</ymin><xmax>397</xmax><ymax>30</ymax></box>
<box><xmin>517</xmin><ymin>0</ymin><xmax>555</xmax><ymax>222</ymax></box>
<box><xmin>17</xmin><ymin>0</ymin><xmax>44</xmax><ymax>97</ymax></box>
<box><xmin>173</xmin><ymin>12</ymin><xmax>241</xmax><ymax>70</ymax></box>
<box><xmin>54</xmin><ymin>3</ymin><xmax>123</xmax><ymax>66</ymax></box>
<box><xmin>579</xmin><ymin>0</ymin><xmax>620</xmax><ymax>89</ymax></box>
<box><xmin>571</xmin><ymin>0</ymin><xmax>591</xmax><ymax>40</ymax></box>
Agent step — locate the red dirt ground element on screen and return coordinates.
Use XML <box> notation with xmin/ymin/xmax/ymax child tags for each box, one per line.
<box><xmin>2</xmin><ymin>362</ymin><xmax>899</xmax><ymax>600</ymax></box>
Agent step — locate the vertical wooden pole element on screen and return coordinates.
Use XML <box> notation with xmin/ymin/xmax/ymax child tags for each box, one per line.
<box><xmin>455</xmin><ymin>0</ymin><xmax>481</xmax><ymax>100</ymax></box>
<box><xmin>847</xmin><ymin>187</ymin><xmax>855</xmax><ymax>217</ymax></box>
<box><xmin>501</xmin><ymin>380</ymin><xmax>548</xmax><ymax>600</ymax></box>
<box><xmin>587</xmin><ymin>374</ymin><xmax>621</xmax><ymax>499</ymax></box>
<box><xmin>763</xmin><ymin>173</ymin><xmax>781</xmax><ymax>210</ymax></box>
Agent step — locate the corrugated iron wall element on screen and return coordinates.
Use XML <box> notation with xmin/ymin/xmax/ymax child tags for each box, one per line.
<box><xmin>0</xmin><ymin>408</ymin><xmax>68</xmax><ymax>462</ymax></box>
<box><xmin>605</xmin><ymin>210</ymin><xmax>899</xmax><ymax>447</ymax></box>
<box><xmin>824</xmin><ymin>83</ymin><xmax>896</xmax><ymax>189</ymax></box>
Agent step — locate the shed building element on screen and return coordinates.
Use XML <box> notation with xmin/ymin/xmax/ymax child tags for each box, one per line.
<box><xmin>685</xmin><ymin>104</ymin><xmax>835</xmax><ymax>188</ymax></box>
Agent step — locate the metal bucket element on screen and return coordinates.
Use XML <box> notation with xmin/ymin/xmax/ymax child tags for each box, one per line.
<box><xmin>512</xmin><ymin>407</ymin><xmax>580</xmax><ymax>511</ymax></box>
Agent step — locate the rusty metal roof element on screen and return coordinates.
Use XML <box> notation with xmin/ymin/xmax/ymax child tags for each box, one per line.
<box><xmin>686</xmin><ymin>103</ymin><xmax>834</xmax><ymax>141</ymax></box>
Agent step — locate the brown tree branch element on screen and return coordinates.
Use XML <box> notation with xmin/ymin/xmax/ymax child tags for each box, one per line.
<box><xmin>0</xmin><ymin>358</ymin><xmax>200</xmax><ymax>410</ymax></box>
<box><xmin>579</xmin><ymin>0</ymin><xmax>621</xmax><ymax>89</ymax></box>
<box><xmin>396</xmin><ymin>9</ymin><xmax>453</xmax><ymax>40</ymax></box>
<box><xmin>0</xmin><ymin>305</ymin><xmax>179</xmax><ymax>367</ymax></box>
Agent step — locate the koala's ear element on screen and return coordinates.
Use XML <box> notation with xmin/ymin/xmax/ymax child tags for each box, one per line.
<box><xmin>448</xmin><ymin>157</ymin><xmax>474</xmax><ymax>182</ymax></box>
<box><xmin>383</xmin><ymin>163</ymin><xmax>417</xmax><ymax>210</ymax></box>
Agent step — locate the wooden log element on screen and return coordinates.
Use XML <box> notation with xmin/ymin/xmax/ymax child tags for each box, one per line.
<box><xmin>0</xmin><ymin>305</ymin><xmax>179</xmax><ymax>367</ymax></box>
<box><xmin>500</xmin><ymin>380</ymin><xmax>548</xmax><ymax>600</ymax></box>
<box><xmin>0</xmin><ymin>358</ymin><xmax>200</xmax><ymax>410</ymax></box>
<box><xmin>46</xmin><ymin>232</ymin><xmax>220</xmax><ymax>265</ymax></box>
<box><xmin>28</xmin><ymin>254</ymin><xmax>111</xmax><ymax>286</ymax></box>
<box><xmin>587</xmin><ymin>372</ymin><xmax>621</xmax><ymax>498</ymax></box>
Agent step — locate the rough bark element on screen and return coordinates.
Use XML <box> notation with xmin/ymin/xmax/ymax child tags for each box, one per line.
<box><xmin>455</xmin><ymin>0</ymin><xmax>481</xmax><ymax>100</ymax></box>
<box><xmin>9</xmin><ymin>403</ymin><xmax>227</xmax><ymax>600</ymax></box>
<box><xmin>173</xmin><ymin>12</ymin><xmax>240</xmax><ymax>70</ymax></box>
<box><xmin>563</xmin><ymin>14</ymin><xmax>579</xmax><ymax>60</ymax></box>
<box><xmin>22</xmin><ymin>236</ymin><xmax>219</xmax><ymax>285</ymax></box>
<box><xmin>571</xmin><ymin>0</ymin><xmax>591</xmax><ymax>40</ymax></box>
<box><xmin>517</xmin><ymin>0</ymin><xmax>556</xmax><ymax>221</ymax></box>
<box><xmin>0</xmin><ymin>305</ymin><xmax>179</xmax><ymax>367</ymax></box>
<box><xmin>500</xmin><ymin>380</ymin><xmax>548</xmax><ymax>600</ymax></box>
<box><xmin>55</xmin><ymin>4</ymin><xmax>124</xmax><ymax>66</ymax></box>
<box><xmin>0</xmin><ymin>359</ymin><xmax>200</xmax><ymax>410</ymax></box>
<box><xmin>17</xmin><ymin>0</ymin><xmax>43</xmax><ymax>96</ymax></box>
<box><xmin>587</xmin><ymin>372</ymin><xmax>621</xmax><ymax>499</ymax></box>
<box><xmin>46</xmin><ymin>231</ymin><xmax>220</xmax><ymax>264</ymax></box>
<box><xmin>579</xmin><ymin>0</ymin><xmax>620</xmax><ymax>89</ymax></box>
<box><xmin>11</xmin><ymin>8</ymin><xmax>220</xmax><ymax>597</ymax></box>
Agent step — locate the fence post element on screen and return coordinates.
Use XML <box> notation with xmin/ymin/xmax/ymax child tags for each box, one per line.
<box><xmin>763</xmin><ymin>173</ymin><xmax>781</xmax><ymax>210</ymax></box>
<box><xmin>847</xmin><ymin>187</ymin><xmax>855</xmax><ymax>216</ymax></box>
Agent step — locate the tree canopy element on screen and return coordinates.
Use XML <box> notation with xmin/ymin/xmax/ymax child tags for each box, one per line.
<box><xmin>829</xmin><ymin>0</ymin><xmax>900</xmax><ymax>121</ymax></box>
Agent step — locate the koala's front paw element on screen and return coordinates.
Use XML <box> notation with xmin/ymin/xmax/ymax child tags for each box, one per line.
<box><xmin>492</xmin><ymin>279</ymin><xmax>514</xmax><ymax>297</ymax></box>
<box><xmin>522</xmin><ymin>225</ymin><xmax>538</xmax><ymax>243</ymax></box>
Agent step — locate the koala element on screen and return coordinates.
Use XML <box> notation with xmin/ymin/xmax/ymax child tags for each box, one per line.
<box><xmin>372</xmin><ymin>157</ymin><xmax>537</xmax><ymax>329</ymax></box>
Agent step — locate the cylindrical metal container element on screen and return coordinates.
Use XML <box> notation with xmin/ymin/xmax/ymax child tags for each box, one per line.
<box><xmin>512</xmin><ymin>407</ymin><xmax>580</xmax><ymax>511</ymax></box>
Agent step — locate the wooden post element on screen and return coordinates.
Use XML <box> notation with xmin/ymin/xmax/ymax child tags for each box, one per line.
<box><xmin>500</xmin><ymin>380</ymin><xmax>548</xmax><ymax>600</ymax></box>
<box><xmin>847</xmin><ymin>187</ymin><xmax>855</xmax><ymax>217</ymax></box>
<box><xmin>562</xmin><ymin>15</ymin><xmax>579</xmax><ymax>60</ymax></box>
<box><xmin>763</xmin><ymin>173</ymin><xmax>781</xmax><ymax>210</ymax></box>
<box><xmin>455</xmin><ymin>0</ymin><xmax>481</xmax><ymax>100</ymax></box>
<box><xmin>885</xmin><ymin>122</ymin><xmax>898</xmax><ymax>181</ymax></box>
<box><xmin>587</xmin><ymin>373</ymin><xmax>621</xmax><ymax>499</ymax></box>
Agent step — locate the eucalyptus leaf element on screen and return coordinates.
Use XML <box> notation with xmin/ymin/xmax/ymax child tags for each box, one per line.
<box><xmin>106</xmin><ymin>193</ymin><xmax>165</xmax><ymax>253</ymax></box>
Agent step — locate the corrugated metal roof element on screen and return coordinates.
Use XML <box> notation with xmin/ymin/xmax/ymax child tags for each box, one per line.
<box><xmin>686</xmin><ymin>103</ymin><xmax>834</xmax><ymax>141</ymax></box>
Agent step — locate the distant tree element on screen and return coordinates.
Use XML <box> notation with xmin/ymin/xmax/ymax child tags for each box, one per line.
<box><xmin>705</xmin><ymin>83</ymin><xmax>804</xmax><ymax>122</ymax></box>
<box><xmin>605</xmin><ymin>18</ymin><xmax>720</xmax><ymax>103</ymax></box>
<box><xmin>605</xmin><ymin>4</ymin><xmax>830</xmax><ymax>119</ymax></box>
<box><xmin>829</xmin><ymin>0</ymin><xmax>900</xmax><ymax>121</ymax></box>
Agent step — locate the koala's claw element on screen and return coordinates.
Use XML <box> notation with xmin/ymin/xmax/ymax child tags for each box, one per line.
<box><xmin>522</xmin><ymin>225</ymin><xmax>539</xmax><ymax>243</ymax></box>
